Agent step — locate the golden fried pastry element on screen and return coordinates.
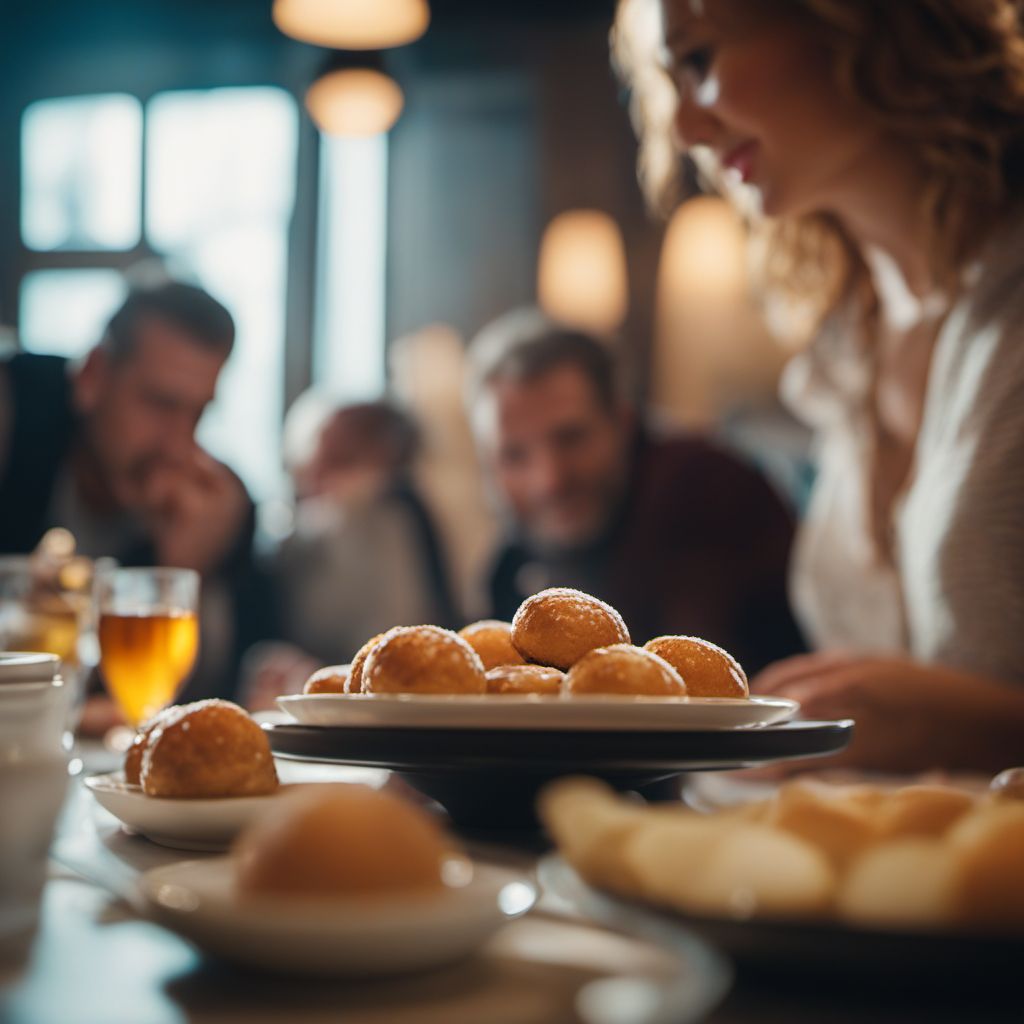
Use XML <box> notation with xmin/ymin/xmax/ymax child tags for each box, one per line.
<box><xmin>485</xmin><ymin>663</ymin><xmax>564</xmax><ymax>695</ymax></box>
<box><xmin>565</xmin><ymin>644</ymin><xmax>686</xmax><ymax>697</ymax></box>
<box><xmin>141</xmin><ymin>699</ymin><xmax>279</xmax><ymax>799</ymax></box>
<box><xmin>538</xmin><ymin>775</ymin><xmax>658</xmax><ymax>896</ymax></box>
<box><xmin>347</xmin><ymin>632</ymin><xmax>388</xmax><ymax>693</ymax></box>
<box><xmin>876</xmin><ymin>785</ymin><xmax>976</xmax><ymax>839</ymax></box>
<box><xmin>837</xmin><ymin>839</ymin><xmax>958</xmax><ymax>929</ymax></box>
<box><xmin>949</xmin><ymin>801</ymin><xmax>1024</xmax><ymax>929</ymax></box>
<box><xmin>362</xmin><ymin>625</ymin><xmax>486</xmax><ymax>695</ymax></box>
<box><xmin>303</xmin><ymin>664</ymin><xmax>351</xmax><ymax>695</ymax></box>
<box><xmin>541</xmin><ymin>777</ymin><xmax>834</xmax><ymax>916</ymax></box>
<box><xmin>542</xmin><ymin>775</ymin><xmax>1024</xmax><ymax>932</ymax></box>
<box><xmin>235</xmin><ymin>783</ymin><xmax>461</xmax><ymax>897</ymax></box>
<box><xmin>643</xmin><ymin>635</ymin><xmax>748</xmax><ymax>699</ymax></box>
<box><xmin>123</xmin><ymin>707</ymin><xmax>176</xmax><ymax>786</ymax></box>
<box><xmin>458</xmin><ymin>620</ymin><xmax>525</xmax><ymax>671</ymax></box>
<box><xmin>633</xmin><ymin>819</ymin><xmax>835</xmax><ymax>918</ymax></box>
<box><xmin>765</xmin><ymin>780</ymin><xmax>880</xmax><ymax>870</ymax></box>
<box><xmin>511</xmin><ymin>588</ymin><xmax>630</xmax><ymax>669</ymax></box>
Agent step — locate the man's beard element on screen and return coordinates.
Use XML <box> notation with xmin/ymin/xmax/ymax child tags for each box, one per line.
<box><xmin>521</xmin><ymin>485</ymin><xmax>624</xmax><ymax>556</ymax></box>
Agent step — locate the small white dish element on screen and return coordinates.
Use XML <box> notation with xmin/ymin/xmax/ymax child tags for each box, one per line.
<box><xmin>276</xmin><ymin>692</ymin><xmax>799</xmax><ymax>732</ymax></box>
<box><xmin>0</xmin><ymin>651</ymin><xmax>62</xmax><ymax>687</ymax></box>
<box><xmin>85</xmin><ymin>773</ymin><xmax>298</xmax><ymax>851</ymax></box>
<box><xmin>139</xmin><ymin>857</ymin><xmax>537</xmax><ymax>976</ymax></box>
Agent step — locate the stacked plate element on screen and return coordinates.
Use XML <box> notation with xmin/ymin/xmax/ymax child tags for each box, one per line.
<box><xmin>267</xmin><ymin>693</ymin><xmax>853</xmax><ymax>827</ymax></box>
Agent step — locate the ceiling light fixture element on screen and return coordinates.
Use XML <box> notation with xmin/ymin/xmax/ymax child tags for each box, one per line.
<box><xmin>273</xmin><ymin>0</ymin><xmax>429</xmax><ymax>50</ymax></box>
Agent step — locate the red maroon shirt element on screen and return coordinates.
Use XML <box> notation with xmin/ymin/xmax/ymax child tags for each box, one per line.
<box><xmin>488</xmin><ymin>430</ymin><xmax>805</xmax><ymax>675</ymax></box>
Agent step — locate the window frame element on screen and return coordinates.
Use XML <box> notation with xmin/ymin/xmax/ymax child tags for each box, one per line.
<box><xmin>9</xmin><ymin>78</ymin><xmax>324</xmax><ymax>497</ymax></box>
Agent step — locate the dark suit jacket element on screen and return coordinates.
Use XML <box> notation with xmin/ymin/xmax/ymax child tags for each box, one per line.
<box><xmin>0</xmin><ymin>352</ymin><xmax>275</xmax><ymax>699</ymax></box>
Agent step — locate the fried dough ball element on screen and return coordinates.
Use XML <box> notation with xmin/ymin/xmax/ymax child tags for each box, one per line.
<box><xmin>765</xmin><ymin>780</ymin><xmax>880</xmax><ymax>870</ymax></box>
<box><xmin>512</xmin><ymin>588</ymin><xmax>630</xmax><ymax>670</ymax></box>
<box><xmin>837</xmin><ymin>839</ymin><xmax>958</xmax><ymax>929</ymax></box>
<box><xmin>643</xmin><ymin>636</ymin><xmax>748</xmax><ymax>699</ymax></box>
<box><xmin>949</xmin><ymin>802</ymin><xmax>1024</xmax><ymax>930</ymax></box>
<box><xmin>235</xmin><ymin>784</ymin><xmax>461</xmax><ymax>898</ymax></box>
<box><xmin>303</xmin><ymin>664</ymin><xmax>351</xmax><ymax>695</ymax></box>
<box><xmin>123</xmin><ymin>707</ymin><xmax>176</xmax><ymax>786</ymax></box>
<box><xmin>347</xmin><ymin>632</ymin><xmax>388</xmax><ymax>694</ymax></box>
<box><xmin>565</xmin><ymin>644</ymin><xmax>686</xmax><ymax>697</ymax></box>
<box><xmin>538</xmin><ymin>776</ymin><xmax>656</xmax><ymax>897</ymax></box>
<box><xmin>458</xmin><ymin>620</ymin><xmax>525</xmax><ymax>671</ymax></box>
<box><xmin>141</xmin><ymin>699</ymin><xmax>279</xmax><ymax>799</ymax></box>
<box><xmin>485</xmin><ymin>663</ymin><xmax>564</xmax><ymax>696</ymax></box>
<box><xmin>361</xmin><ymin>625</ymin><xmax>486</xmax><ymax>695</ymax></box>
<box><xmin>540</xmin><ymin>777</ymin><xmax>834</xmax><ymax>916</ymax></box>
<box><xmin>627</xmin><ymin>818</ymin><xmax>835</xmax><ymax>919</ymax></box>
<box><xmin>876</xmin><ymin>785</ymin><xmax>977</xmax><ymax>840</ymax></box>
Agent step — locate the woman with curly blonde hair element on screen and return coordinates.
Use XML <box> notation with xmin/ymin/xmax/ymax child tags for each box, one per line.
<box><xmin>615</xmin><ymin>0</ymin><xmax>1024</xmax><ymax>772</ymax></box>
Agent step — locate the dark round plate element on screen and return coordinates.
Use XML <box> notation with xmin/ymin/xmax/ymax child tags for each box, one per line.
<box><xmin>264</xmin><ymin>718</ymin><xmax>853</xmax><ymax>771</ymax></box>
<box><xmin>264</xmin><ymin>718</ymin><xmax>853</xmax><ymax>828</ymax></box>
<box><xmin>539</xmin><ymin>855</ymin><xmax>1024</xmax><ymax>994</ymax></box>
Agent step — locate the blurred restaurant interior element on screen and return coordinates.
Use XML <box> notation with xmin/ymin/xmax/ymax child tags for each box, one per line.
<box><xmin>2</xmin><ymin>0</ymin><xmax>1024</xmax><ymax>1021</ymax></box>
<box><xmin>1</xmin><ymin>0</ymin><xmax>809</xmax><ymax>699</ymax></box>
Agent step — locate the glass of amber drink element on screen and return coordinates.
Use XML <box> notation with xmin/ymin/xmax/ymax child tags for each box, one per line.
<box><xmin>96</xmin><ymin>568</ymin><xmax>200</xmax><ymax>728</ymax></box>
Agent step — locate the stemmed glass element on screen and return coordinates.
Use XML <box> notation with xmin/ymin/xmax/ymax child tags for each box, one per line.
<box><xmin>95</xmin><ymin>567</ymin><xmax>200</xmax><ymax>729</ymax></box>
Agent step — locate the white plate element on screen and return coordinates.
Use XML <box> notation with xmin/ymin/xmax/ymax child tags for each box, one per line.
<box><xmin>276</xmin><ymin>692</ymin><xmax>799</xmax><ymax>731</ymax></box>
<box><xmin>84</xmin><ymin>773</ymin><xmax>302</xmax><ymax>851</ymax></box>
<box><xmin>139</xmin><ymin>857</ymin><xmax>537</xmax><ymax>976</ymax></box>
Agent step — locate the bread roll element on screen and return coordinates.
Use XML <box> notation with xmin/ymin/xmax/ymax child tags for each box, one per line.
<box><xmin>512</xmin><ymin>588</ymin><xmax>629</xmax><ymax>669</ymax></box>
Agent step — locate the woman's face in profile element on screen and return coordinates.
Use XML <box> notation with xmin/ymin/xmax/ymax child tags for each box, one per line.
<box><xmin>659</xmin><ymin>0</ymin><xmax>884</xmax><ymax>218</ymax></box>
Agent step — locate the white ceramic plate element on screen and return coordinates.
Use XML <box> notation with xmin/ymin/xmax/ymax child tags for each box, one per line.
<box><xmin>276</xmin><ymin>692</ymin><xmax>799</xmax><ymax>731</ymax></box>
<box><xmin>85</xmin><ymin>773</ymin><xmax>301</xmax><ymax>852</ymax></box>
<box><xmin>139</xmin><ymin>857</ymin><xmax>537</xmax><ymax>976</ymax></box>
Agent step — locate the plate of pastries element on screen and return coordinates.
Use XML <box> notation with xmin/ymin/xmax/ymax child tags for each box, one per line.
<box><xmin>138</xmin><ymin>782</ymin><xmax>537</xmax><ymax>976</ymax></box>
<box><xmin>276</xmin><ymin>587</ymin><xmax>798</xmax><ymax>731</ymax></box>
<box><xmin>86</xmin><ymin>698</ymin><xmax>294</xmax><ymax>850</ymax></box>
<box><xmin>539</xmin><ymin>771</ymin><xmax>1024</xmax><ymax>980</ymax></box>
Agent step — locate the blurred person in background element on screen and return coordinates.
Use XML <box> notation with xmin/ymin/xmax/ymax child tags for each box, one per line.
<box><xmin>0</xmin><ymin>280</ymin><xmax>271</xmax><ymax>728</ymax></box>
<box><xmin>240</xmin><ymin>395</ymin><xmax>458</xmax><ymax>707</ymax></box>
<box><xmin>614</xmin><ymin>0</ymin><xmax>1024</xmax><ymax>771</ymax></box>
<box><xmin>467</xmin><ymin>308</ymin><xmax>805</xmax><ymax>674</ymax></box>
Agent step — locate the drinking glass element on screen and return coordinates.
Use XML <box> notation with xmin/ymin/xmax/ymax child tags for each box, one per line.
<box><xmin>0</xmin><ymin>549</ymin><xmax>100</xmax><ymax>735</ymax></box>
<box><xmin>96</xmin><ymin>567</ymin><xmax>200</xmax><ymax>728</ymax></box>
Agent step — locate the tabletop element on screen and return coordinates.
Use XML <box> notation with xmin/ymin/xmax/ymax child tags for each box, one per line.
<box><xmin>1</xmin><ymin>754</ymin><xmax>1020</xmax><ymax>1024</ymax></box>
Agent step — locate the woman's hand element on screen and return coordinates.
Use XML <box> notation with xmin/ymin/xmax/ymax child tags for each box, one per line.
<box><xmin>752</xmin><ymin>653</ymin><xmax>1024</xmax><ymax>774</ymax></box>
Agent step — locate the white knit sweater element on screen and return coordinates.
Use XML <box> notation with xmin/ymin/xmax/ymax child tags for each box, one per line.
<box><xmin>783</xmin><ymin>212</ymin><xmax>1024</xmax><ymax>685</ymax></box>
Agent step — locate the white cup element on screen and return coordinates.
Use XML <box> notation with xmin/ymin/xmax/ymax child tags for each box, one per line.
<box><xmin>0</xmin><ymin>652</ymin><xmax>70</xmax><ymax>949</ymax></box>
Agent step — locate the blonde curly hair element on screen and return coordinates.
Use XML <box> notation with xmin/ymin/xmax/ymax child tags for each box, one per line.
<box><xmin>613</xmin><ymin>0</ymin><xmax>1024</xmax><ymax>332</ymax></box>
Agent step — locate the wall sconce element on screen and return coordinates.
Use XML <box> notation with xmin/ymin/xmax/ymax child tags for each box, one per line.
<box><xmin>305</xmin><ymin>62</ymin><xmax>404</xmax><ymax>136</ymax></box>
<box><xmin>653</xmin><ymin>195</ymin><xmax>784</xmax><ymax>425</ymax></box>
<box><xmin>537</xmin><ymin>209</ymin><xmax>628</xmax><ymax>336</ymax></box>
<box><xmin>657</xmin><ymin>195</ymin><xmax>746</xmax><ymax>313</ymax></box>
<box><xmin>273</xmin><ymin>0</ymin><xmax>429</xmax><ymax>49</ymax></box>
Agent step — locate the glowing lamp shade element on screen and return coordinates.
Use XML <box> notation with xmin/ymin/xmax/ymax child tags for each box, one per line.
<box><xmin>657</xmin><ymin>196</ymin><xmax>746</xmax><ymax>311</ymax></box>
<box><xmin>305</xmin><ymin>69</ymin><xmax>404</xmax><ymax>137</ymax></box>
<box><xmin>273</xmin><ymin>0</ymin><xmax>429</xmax><ymax>49</ymax></box>
<box><xmin>537</xmin><ymin>210</ymin><xmax>628</xmax><ymax>336</ymax></box>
